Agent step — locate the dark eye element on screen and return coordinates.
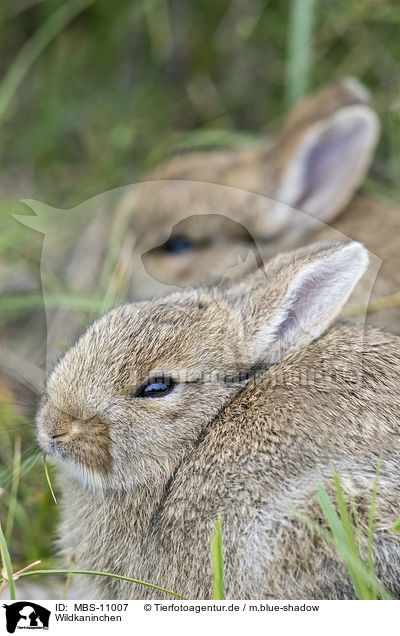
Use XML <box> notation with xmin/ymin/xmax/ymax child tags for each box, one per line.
<box><xmin>132</xmin><ymin>377</ymin><xmax>175</xmax><ymax>398</ymax></box>
<box><xmin>162</xmin><ymin>236</ymin><xmax>193</xmax><ymax>254</ymax></box>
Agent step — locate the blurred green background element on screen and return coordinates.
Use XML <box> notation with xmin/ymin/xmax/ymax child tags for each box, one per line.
<box><xmin>1</xmin><ymin>0</ymin><xmax>400</xmax><ymax>575</ymax></box>
<box><xmin>1</xmin><ymin>0</ymin><xmax>400</xmax><ymax>208</ymax></box>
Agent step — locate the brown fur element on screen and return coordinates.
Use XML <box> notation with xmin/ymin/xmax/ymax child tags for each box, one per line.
<box><xmin>36</xmin><ymin>242</ymin><xmax>400</xmax><ymax>599</ymax></box>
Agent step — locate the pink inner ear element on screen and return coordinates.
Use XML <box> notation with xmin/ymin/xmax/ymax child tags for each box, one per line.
<box><xmin>295</xmin><ymin>118</ymin><xmax>370</xmax><ymax>217</ymax></box>
<box><xmin>255</xmin><ymin>242</ymin><xmax>369</xmax><ymax>364</ymax></box>
<box><xmin>276</xmin><ymin>107</ymin><xmax>379</xmax><ymax>225</ymax></box>
<box><xmin>296</xmin><ymin>120</ymin><xmax>366</xmax><ymax>210</ymax></box>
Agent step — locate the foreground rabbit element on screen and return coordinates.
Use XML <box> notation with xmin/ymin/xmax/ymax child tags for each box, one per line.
<box><xmin>36</xmin><ymin>241</ymin><xmax>400</xmax><ymax>599</ymax></box>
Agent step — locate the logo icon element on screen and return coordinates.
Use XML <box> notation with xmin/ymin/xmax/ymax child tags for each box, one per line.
<box><xmin>3</xmin><ymin>602</ymin><xmax>50</xmax><ymax>633</ymax></box>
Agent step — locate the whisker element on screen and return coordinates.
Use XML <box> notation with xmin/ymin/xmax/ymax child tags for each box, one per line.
<box><xmin>0</xmin><ymin>396</ymin><xmax>37</xmax><ymax>408</ymax></box>
<box><xmin>0</xmin><ymin>369</ymin><xmax>42</xmax><ymax>397</ymax></box>
<box><xmin>0</xmin><ymin>448</ymin><xmax>41</xmax><ymax>488</ymax></box>
<box><xmin>0</xmin><ymin>438</ymin><xmax>38</xmax><ymax>456</ymax></box>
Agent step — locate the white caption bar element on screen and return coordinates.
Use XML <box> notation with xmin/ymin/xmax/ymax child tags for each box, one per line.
<box><xmin>1</xmin><ymin>599</ymin><xmax>397</xmax><ymax>635</ymax></box>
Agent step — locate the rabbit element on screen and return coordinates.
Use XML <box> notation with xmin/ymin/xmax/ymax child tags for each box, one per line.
<box><xmin>95</xmin><ymin>76</ymin><xmax>400</xmax><ymax>333</ymax></box>
<box><xmin>3</xmin><ymin>77</ymin><xmax>397</xmax><ymax>398</ymax></box>
<box><xmin>35</xmin><ymin>240</ymin><xmax>400</xmax><ymax>599</ymax></box>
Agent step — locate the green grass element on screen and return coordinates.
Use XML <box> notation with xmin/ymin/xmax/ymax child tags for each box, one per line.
<box><xmin>1</xmin><ymin>0</ymin><xmax>400</xmax><ymax>206</ymax></box>
<box><xmin>299</xmin><ymin>465</ymin><xmax>394</xmax><ymax>600</ymax></box>
<box><xmin>0</xmin><ymin>522</ymin><xmax>16</xmax><ymax>600</ymax></box>
<box><xmin>0</xmin><ymin>399</ymin><xmax>56</xmax><ymax>568</ymax></box>
<box><xmin>285</xmin><ymin>0</ymin><xmax>316</xmax><ymax>106</ymax></box>
<box><xmin>0</xmin><ymin>0</ymin><xmax>100</xmax><ymax>123</ymax></box>
<box><xmin>211</xmin><ymin>515</ymin><xmax>225</xmax><ymax>600</ymax></box>
<box><xmin>2</xmin><ymin>498</ymin><xmax>398</xmax><ymax>599</ymax></box>
<box><xmin>0</xmin><ymin>508</ymin><xmax>224</xmax><ymax>599</ymax></box>
<box><xmin>1</xmin><ymin>0</ymin><xmax>400</xmax><ymax>599</ymax></box>
<box><xmin>9</xmin><ymin>569</ymin><xmax>187</xmax><ymax>600</ymax></box>
<box><xmin>0</xmin><ymin>562</ymin><xmax>187</xmax><ymax>601</ymax></box>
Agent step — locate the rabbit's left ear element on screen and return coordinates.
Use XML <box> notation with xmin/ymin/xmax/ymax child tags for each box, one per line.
<box><xmin>273</xmin><ymin>104</ymin><xmax>379</xmax><ymax>226</ymax></box>
<box><xmin>233</xmin><ymin>241</ymin><xmax>369</xmax><ymax>365</ymax></box>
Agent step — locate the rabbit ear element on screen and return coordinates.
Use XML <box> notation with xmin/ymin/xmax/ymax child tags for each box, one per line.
<box><xmin>279</xmin><ymin>77</ymin><xmax>372</xmax><ymax>138</ymax></box>
<box><xmin>236</xmin><ymin>241</ymin><xmax>369</xmax><ymax>365</ymax></box>
<box><xmin>273</xmin><ymin>104</ymin><xmax>379</xmax><ymax>228</ymax></box>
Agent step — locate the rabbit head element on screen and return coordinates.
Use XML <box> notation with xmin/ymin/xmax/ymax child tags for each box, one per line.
<box><xmin>121</xmin><ymin>77</ymin><xmax>378</xmax><ymax>295</ymax></box>
<box><xmin>36</xmin><ymin>240</ymin><xmax>368</xmax><ymax>493</ymax></box>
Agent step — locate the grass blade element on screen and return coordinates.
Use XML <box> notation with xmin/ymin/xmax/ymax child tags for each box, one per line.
<box><xmin>5</xmin><ymin>436</ymin><xmax>22</xmax><ymax>544</ymax></box>
<box><xmin>393</xmin><ymin>518</ymin><xmax>400</xmax><ymax>532</ymax></box>
<box><xmin>312</xmin><ymin>473</ymin><xmax>394</xmax><ymax>600</ymax></box>
<box><xmin>330</xmin><ymin>477</ymin><xmax>370</xmax><ymax>599</ymax></box>
<box><xmin>0</xmin><ymin>292</ymin><xmax>114</xmax><ymax>317</ymax></box>
<box><xmin>0</xmin><ymin>522</ymin><xmax>16</xmax><ymax>599</ymax></box>
<box><xmin>3</xmin><ymin>568</ymin><xmax>186</xmax><ymax>599</ymax></box>
<box><xmin>367</xmin><ymin>457</ymin><xmax>382</xmax><ymax>599</ymax></box>
<box><xmin>317</xmin><ymin>482</ymin><xmax>366</xmax><ymax>598</ymax></box>
<box><xmin>0</xmin><ymin>0</ymin><xmax>99</xmax><ymax>122</ymax></box>
<box><xmin>298</xmin><ymin>508</ymin><xmax>393</xmax><ymax>600</ymax></box>
<box><xmin>44</xmin><ymin>456</ymin><xmax>57</xmax><ymax>505</ymax></box>
<box><xmin>286</xmin><ymin>0</ymin><xmax>316</xmax><ymax>106</ymax></box>
<box><xmin>211</xmin><ymin>515</ymin><xmax>224</xmax><ymax>600</ymax></box>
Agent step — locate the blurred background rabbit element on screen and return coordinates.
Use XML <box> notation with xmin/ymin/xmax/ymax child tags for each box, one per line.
<box><xmin>1</xmin><ymin>0</ymin><xmax>400</xmax><ymax>598</ymax></box>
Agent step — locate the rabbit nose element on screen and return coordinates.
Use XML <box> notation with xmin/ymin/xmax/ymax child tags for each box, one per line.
<box><xmin>39</xmin><ymin>403</ymin><xmax>83</xmax><ymax>441</ymax></box>
<box><xmin>50</xmin><ymin>420</ymin><xmax>82</xmax><ymax>440</ymax></box>
<box><xmin>51</xmin><ymin>430</ymin><xmax>71</xmax><ymax>439</ymax></box>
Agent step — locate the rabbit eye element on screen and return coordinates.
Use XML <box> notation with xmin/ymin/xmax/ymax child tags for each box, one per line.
<box><xmin>132</xmin><ymin>377</ymin><xmax>175</xmax><ymax>398</ymax></box>
<box><xmin>162</xmin><ymin>236</ymin><xmax>193</xmax><ymax>254</ymax></box>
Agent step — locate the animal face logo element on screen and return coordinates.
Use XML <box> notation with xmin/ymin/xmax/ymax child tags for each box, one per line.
<box><xmin>2</xmin><ymin>602</ymin><xmax>50</xmax><ymax>633</ymax></box>
<box><xmin>10</xmin><ymin>180</ymin><xmax>379</xmax><ymax>385</ymax></box>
